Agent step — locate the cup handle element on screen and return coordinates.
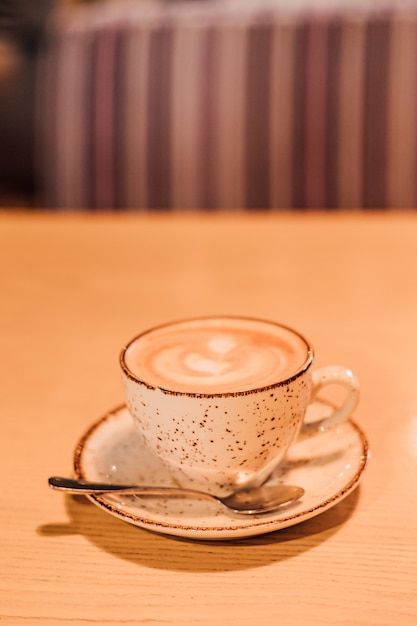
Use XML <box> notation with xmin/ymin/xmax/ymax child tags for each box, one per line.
<box><xmin>298</xmin><ymin>365</ymin><xmax>360</xmax><ymax>440</ymax></box>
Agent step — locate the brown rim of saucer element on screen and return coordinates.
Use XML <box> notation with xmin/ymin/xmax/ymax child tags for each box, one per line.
<box><xmin>119</xmin><ymin>315</ymin><xmax>314</xmax><ymax>398</ymax></box>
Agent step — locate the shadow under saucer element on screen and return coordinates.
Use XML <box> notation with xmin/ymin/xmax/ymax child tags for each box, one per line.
<box><xmin>38</xmin><ymin>484</ymin><xmax>361</xmax><ymax>573</ymax></box>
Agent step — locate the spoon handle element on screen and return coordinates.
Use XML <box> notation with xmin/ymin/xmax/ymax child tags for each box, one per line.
<box><xmin>48</xmin><ymin>476</ymin><xmax>210</xmax><ymax>499</ymax></box>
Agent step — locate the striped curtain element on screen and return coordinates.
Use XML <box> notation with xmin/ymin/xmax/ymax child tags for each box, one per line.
<box><xmin>36</xmin><ymin>3</ymin><xmax>417</xmax><ymax>210</ymax></box>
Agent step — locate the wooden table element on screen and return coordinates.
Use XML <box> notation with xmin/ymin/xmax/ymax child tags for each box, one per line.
<box><xmin>1</xmin><ymin>210</ymin><xmax>416</xmax><ymax>625</ymax></box>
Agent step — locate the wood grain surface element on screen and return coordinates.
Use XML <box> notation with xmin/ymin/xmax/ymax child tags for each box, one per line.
<box><xmin>1</xmin><ymin>211</ymin><xmax>416</xmax><ymax>625</ymax></box>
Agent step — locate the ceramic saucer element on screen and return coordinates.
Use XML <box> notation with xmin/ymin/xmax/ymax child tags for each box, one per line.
<box><xmin>73</xmin><ymin>404</ymin><xmax>370</xmax><ymax>540</ymax></box>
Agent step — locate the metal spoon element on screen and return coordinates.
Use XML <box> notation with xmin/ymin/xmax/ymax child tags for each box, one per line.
<box><xmin>48</xmin><ymin>476</ymin><xmax>304</xmax><ymax>515</ymax></box>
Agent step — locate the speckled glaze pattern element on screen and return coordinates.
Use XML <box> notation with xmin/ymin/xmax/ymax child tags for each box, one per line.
<box><xmin>122</xmin><ymin>370</ymin><xmax>312</xmax><ymax>495</ymax></box>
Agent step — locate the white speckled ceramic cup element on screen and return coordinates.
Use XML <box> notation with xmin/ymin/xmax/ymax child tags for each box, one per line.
<box><xmin>120</xmin><ymin>316</ymin><xmax>360</xmax><ymax>497</ymax></box>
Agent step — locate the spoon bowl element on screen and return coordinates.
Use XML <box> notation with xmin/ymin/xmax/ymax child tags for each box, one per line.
<box><xmin>48</xmin><ymin>476</ymin><xmax>304</xmax><ymax>515</ymax></box>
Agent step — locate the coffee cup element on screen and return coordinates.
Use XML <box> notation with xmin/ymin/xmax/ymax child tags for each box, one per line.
<box><xmin>120</xmin><ymin>316</ymin><xmax>360</xmax><ymax>497</ymax></box>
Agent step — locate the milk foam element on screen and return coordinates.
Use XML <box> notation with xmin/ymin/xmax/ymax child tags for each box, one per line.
<box><xmin>124</xmin><ymin>318</ymin><xmax>309</xmax><ymax>394</ymax></box>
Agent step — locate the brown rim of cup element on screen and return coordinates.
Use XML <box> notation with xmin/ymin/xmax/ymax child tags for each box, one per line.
<box><xmin>119</xmin><ymin>315</ymin><xmax>314</xmax><ymax>398</ymax></box>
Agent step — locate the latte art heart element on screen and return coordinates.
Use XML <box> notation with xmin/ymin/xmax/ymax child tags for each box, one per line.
<box><xmin>124</xmin><ymin>318</ymin><xmax>310</xmax><ymax>394</ymax></box>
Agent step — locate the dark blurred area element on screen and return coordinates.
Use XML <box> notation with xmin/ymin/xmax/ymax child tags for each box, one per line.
<box><xmin>0</xmin><ymin>0</ymin><xmax>56</xmax><ymax>205</ymax></box>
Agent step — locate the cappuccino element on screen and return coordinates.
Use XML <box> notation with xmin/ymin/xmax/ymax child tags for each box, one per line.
<box><xmin>120</xmin><ymin>316</ymin><xmax>359</xmax><ymax>496</ymax></box>
<box><xmin>123</xmin><ymin>317</ymin><xmax>311</xmax><ymax>394</ymax></box>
